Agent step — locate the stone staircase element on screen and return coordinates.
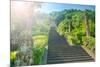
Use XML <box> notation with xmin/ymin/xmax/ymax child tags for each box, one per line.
<box><xmin>47</xmin><ymin>27</ymin><xmax>94</xmax><ymax>64</ymax></box>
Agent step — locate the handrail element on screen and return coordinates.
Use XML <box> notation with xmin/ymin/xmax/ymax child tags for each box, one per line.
<box><xmin>81</xmin><ymin>45</ymin><xmax>95</xmax><ymax>59</ymax></box>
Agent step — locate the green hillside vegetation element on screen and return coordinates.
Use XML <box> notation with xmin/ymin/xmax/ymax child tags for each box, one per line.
<box><xmin>50</xmin><ymin>9</ymin><xmax>95</xmax><ymax>52</ymax></box>
<box><xmin>32</xmin><ymin>35</ymin><xmax>48</xmax><ymax>64</ymax></box>
<box><xmin>32</xmin><ymin>18</ymin><xmax>50</xmax><ymax>64</ymax></box>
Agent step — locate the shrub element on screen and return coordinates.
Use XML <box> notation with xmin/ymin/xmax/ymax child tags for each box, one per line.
<box><xmin>32</xmin><ymin>35</ymin><xmax>48</xmax><ymax>64</ymax></box>
<box><xmin>82</xmin><ymin>36</ymin><xmax>95</xmax><ymax>50</ymax></box>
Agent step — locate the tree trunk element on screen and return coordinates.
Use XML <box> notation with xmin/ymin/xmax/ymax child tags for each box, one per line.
<box><xmin>69</xmin><ymin>22</ymin><xmax>71</xmax><ymax>32</ymax></box>
<box><xmin>84</xmin><ymin>11</ymin><xmax>90</xmax><ymax>46</ymax></box>
<box><xmin>84</xmin><ymin>12</ymin><xmax>90</xmax><ymax>37</ymax></box>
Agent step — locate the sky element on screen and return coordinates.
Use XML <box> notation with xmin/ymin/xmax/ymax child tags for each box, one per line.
<box><xmin>39</xmin><ymin>2</ymin><xmax>95</xmax><ymax>13</ymax></box>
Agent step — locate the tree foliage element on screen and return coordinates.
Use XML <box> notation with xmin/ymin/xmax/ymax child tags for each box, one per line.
<box><xmin>51</xmin><ymin>9</ymin><xmax>95</xmax><ymax>48</ymax></box>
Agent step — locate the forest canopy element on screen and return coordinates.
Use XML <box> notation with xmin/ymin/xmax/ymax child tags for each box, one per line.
<box><xmin>50</xmin><ymin>9</ymin><xmax>95</xmax><ymax>48</ymax></box>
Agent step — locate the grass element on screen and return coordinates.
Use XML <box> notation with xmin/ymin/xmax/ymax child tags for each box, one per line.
<box><xmin>10</xmin><ymin>51</ymin><xmax>18</xmax><ymax>62</ymax></box>
<box><xmin>32</xmin><ymin>35</ymin><xmax>48</xmax><ymax>64</ymax></box>
<box><xmin>10</xmin><ymin>51</ymin><xmax>19</xmax><ymax>67</ymax></box>
<box><xmin>82</xmin><ymin>36</ymin><xmax>95</xmax><ymax>50</ymax></box>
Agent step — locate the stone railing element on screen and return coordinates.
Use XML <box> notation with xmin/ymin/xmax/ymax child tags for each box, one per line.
<box><xmin>82</xmin><ymin>44</ymin><xmax>95</xmax><ymax>59</ymax></box>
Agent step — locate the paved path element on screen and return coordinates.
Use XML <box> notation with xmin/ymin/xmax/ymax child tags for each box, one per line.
<box><xmin>47</xmin><ymin>27</ymin><xmax>94</xmax><ymax>64</ymax></box>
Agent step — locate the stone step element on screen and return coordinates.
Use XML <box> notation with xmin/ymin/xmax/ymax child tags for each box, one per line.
<box><xmin>48</xmin><ymin>53</ymin><xmax>90</xmax><ymax>58</ymax></box>
<box><xmin>48</xmin><ymin>49</ymin><xmax>86</xmax><ymax>53</ymax></box>
<box><xmin>48</xmin><ymin>52</ymin><xmax>87</xmax><ymax>55</ymax></box>
<box><xmin>48</xmin><ymin>55</ymin><xmax>91</xmax><ymax>60</ymax></box>
<box><xmin>47</xmin><ymin>57</ymin><xmax>94</xmax><ymax>64</ymax></box>
<box><xmin>48</xmin><ymin>48</ymin><xmax>84</xmax><ymax>52</ymax></box>
<box><xmin>48</xmin><ymin>46</ymin><xmax>82</xmax><ymax>49</ymax></box>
